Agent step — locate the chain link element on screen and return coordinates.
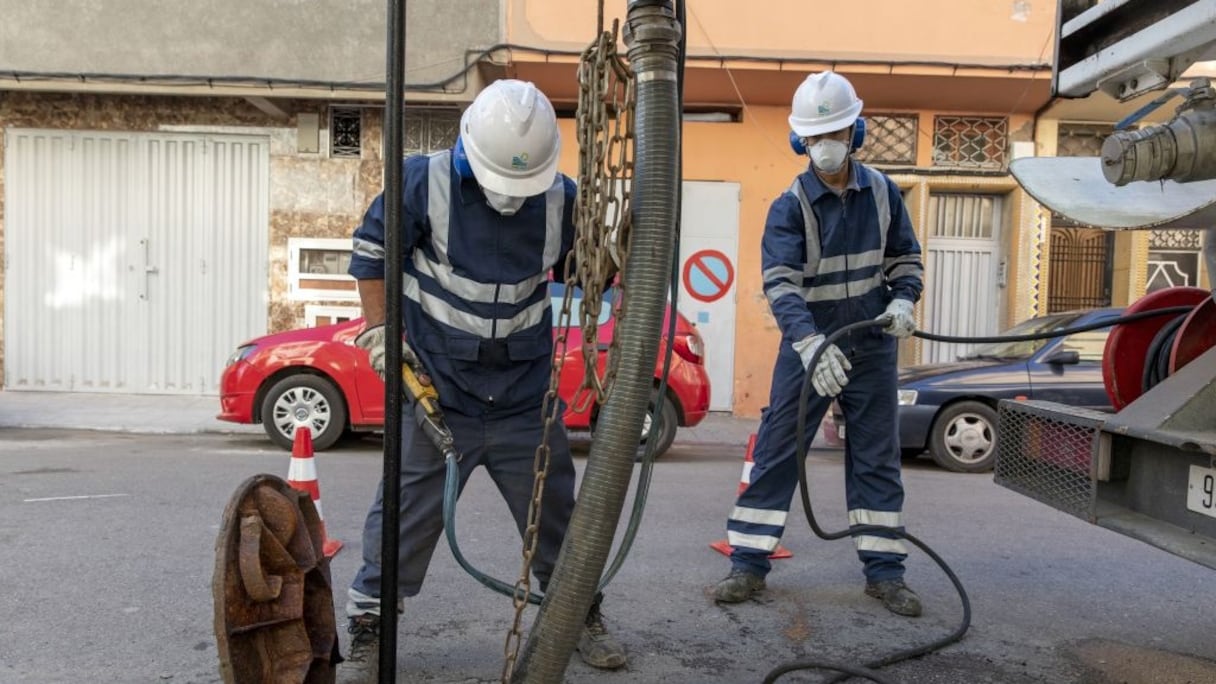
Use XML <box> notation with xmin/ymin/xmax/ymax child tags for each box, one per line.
<box><xmin>499</xmin><ymin>7</ymin><xmax>636</xmax><ymax>680</ymax></box>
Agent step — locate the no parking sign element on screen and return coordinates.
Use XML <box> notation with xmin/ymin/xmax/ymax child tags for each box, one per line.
<box><xmin>682</xmin><ymin>249</ymin><xmax>735</xmax><ymax>303</ymax></box>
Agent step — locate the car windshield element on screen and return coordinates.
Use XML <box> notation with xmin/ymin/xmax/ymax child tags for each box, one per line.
<box><xmin>959</xmin><ymin>312</ymin><xmax>1087</xmax><ymax>361</ymax></box>
<box><xmin>549</xmin><ymin>282</ymin><xmax>613</xmax><ymax>328</ymax></box>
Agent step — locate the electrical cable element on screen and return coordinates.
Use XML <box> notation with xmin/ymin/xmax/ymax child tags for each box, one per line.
<box><xmin>765</xmin><ymin>304</ymin><xmax>1197</xmax><ymax>683</ymax></box>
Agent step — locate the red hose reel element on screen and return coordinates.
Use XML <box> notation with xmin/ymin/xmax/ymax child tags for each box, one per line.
<box><xmin>1103</xmin><ymin>286</ymin><xmax>1216</xmax><ymax>410</ymax></box>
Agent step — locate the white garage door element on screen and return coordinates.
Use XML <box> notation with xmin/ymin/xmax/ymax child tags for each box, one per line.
<box><xmin>4</xmin><ymin>129</ymin><xmax>269</xmax><ymax>394</ymax></box>
<box><xmin>922</xmin><ymin>192</ymin><xmax>1004</xmax><ymax>364</ymax></box>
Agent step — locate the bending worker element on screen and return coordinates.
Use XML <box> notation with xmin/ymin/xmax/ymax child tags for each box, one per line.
<box><xmin>714</xmin><ymin>71</ymin><xmax>926</xmax><ymax>617</ymax></box>
<box><xmin>340</xmin><ymin>79</ymin><xmax>627</xmax><ymax>682</ymax></box>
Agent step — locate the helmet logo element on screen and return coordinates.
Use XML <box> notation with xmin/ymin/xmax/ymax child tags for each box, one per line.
<box><xmin>817</xmin><ymin>102</ymin><xmax>832</xmax><ymax>115</ymax></box>
<box><xmin>511</xmin><ymin>152</ymin><xmax>530</xmax><ymax>170</ymax></box>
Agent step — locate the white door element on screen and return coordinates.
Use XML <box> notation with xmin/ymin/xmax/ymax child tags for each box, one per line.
<box><xmin>677</xmin><ymin>181</ymin><xmax>740</xmax><ymax>411</ymax></box>
<box><xmin>922</xmin><ymin>193</ymin><xmax>1004</xmax><ymax>364</ymax></box>
<box><xmin>4</xmin><ymin>129</ymin><xmax>269</xmax><ymax>394</ymax></box>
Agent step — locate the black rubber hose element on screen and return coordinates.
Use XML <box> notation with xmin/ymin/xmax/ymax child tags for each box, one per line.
<box><xmin>766</xmin><ymin>304</ymin><xmax>1196</xmax><ymax>683</ymax></box>
<box><xmin>1142</xmin><ymin>314</ymin><xmax>1186</xmax><ymax>393</ymax></box>
<box><xmin>766</xmin><ymin>319</ymin><xmax>971</xmax><ymax>684</ymax></box>
<box><xmin>912</xmin><ymin>306</ymin><xmax>1194</xmax><ymax>344</ymax></box>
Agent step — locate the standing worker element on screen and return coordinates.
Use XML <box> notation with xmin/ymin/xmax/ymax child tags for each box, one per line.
<box><xmin>340</xmin><ymin>79</ymin><xmax>627</xmax><ymax>681</ymax></box>
<box><xmin>713</xmin><ymin>71</ymin><xmax>926</xmax><ymax>617</ymax></box>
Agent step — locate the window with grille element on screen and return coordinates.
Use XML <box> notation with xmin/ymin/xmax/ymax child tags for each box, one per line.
<box><xmin>330</xmin><ymin>107</ymin><xmax>363</xmax><ymax>159</ymax></box>
<box><xmin>932</xmin><ymin>116</ymin><xmax>1008</xmax><ymax>170</ymax></box>
<box><xmin>1147</xmin><ymin>230</ymin><xmax>1205</xmax><ymax>292</ymax></box>
<box><xmin>928</xmin><ymin>193</ymin><xmax>999</xmax><ymax>238</ymax></box>
<box><xmin>1056</xmin><ymin>123</ymin><xmax>1114</xmax><ymax>158</ymax></box>
<box><xmin>404</xmin><ymin>109</ymin><xmax>461</xmax><ymax>155</ymax></box>
<box><xmin>854</xmin><ymin>114</ymin><xmax>918</xmax><ymax>166</ymax></box>
<box><xmin>1047</xmin><ymin>225</ymin><xmax>1112</xmax><ymax>313</ymax></box>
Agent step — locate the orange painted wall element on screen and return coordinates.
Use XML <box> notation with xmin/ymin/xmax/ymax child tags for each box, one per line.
<box><xmin>535</xmin><ymin>0</ymin><xmax>1058</xmax><ymax>418</ymax></box>
<box><xmin>511</xmin><ymin>0</ymin><xmax>1055</xmax><ymax>65</ymax></box>
<box><xmin>556</xmin><ymin>105</ymin><xmax>806</xmax><ymax>415</ymax></box>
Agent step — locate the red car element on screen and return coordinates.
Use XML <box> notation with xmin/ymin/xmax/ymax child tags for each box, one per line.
<box><xmin>218</xmin><ymin>284</ymin><xmax>711</xmax><ymax>456</ymax></box>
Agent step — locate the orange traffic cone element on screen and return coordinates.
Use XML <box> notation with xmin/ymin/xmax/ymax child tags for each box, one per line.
<box><xmin>286</xmin><ymin>427</ymin><xmax>343</xmax><ymax>558</ymax></box>
<box><xmin>710</xmin><ymin>433</ymin><xmax>793</xmax><ymax>559</ymax></box>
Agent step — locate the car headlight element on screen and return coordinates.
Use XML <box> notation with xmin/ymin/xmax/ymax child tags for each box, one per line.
<box><xmin>897</xmin><ymin>389</ymin><xmax>918</xmax><ymax>406</ymax></box>
<box><xmin>226</xmin><ymin>344</ymin><xmax>257</xmax><ymax>367</ymax></box>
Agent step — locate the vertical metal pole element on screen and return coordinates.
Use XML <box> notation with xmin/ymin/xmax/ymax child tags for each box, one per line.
<box><xmin>381</xmin><ymin>0</ymin><xmax>407</xmax><ymax>681</ymax></box>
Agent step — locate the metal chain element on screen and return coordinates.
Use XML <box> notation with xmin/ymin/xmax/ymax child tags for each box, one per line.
<box><xmin>499</xmin><ymin>6</ymin><xmax>636</xmax><ymax>680</ymax></box>
<box><xmin>572</xmin><ymin>16</ymin><xmax>636</xmax><ymax>404</ymax></box>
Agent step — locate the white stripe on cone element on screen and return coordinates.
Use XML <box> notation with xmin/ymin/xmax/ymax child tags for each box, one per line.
<box><xmin>286</xmin><ymin>427</ymin><xmax>342</xmax><ymax>557</ymax></box>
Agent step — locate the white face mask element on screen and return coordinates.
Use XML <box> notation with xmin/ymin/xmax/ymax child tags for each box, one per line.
<box><xmin>809</xmin><ymin>139</ymin><xmax>850</xmax><ymax>174</ymax></box>
<box><xmin>483</xmin><ymin>188</ymin><xmax>526</xmax><ymax>216</ymax></box>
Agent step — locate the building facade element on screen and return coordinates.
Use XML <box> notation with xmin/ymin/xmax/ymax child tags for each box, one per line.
<box><xmin>0</xmin><ymin>0</ymin><xmax>1208</xmax><ymax>415</ymax></box>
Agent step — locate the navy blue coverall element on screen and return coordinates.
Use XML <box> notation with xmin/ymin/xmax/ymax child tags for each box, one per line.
<box><xmin>344</xmin><ymin>149</ymin><xmax>579</xmax><ymax>614</ymax></box>
<box><xmin>726</xmin><ymin>161</ymin><xmax>925</xmax><ymax>583</ymax></box>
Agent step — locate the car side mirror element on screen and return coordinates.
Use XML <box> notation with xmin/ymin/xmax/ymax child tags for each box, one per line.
<box><xmin>1045</xmin><ymin>349</ymin><xmax>1081</xmax><ymax>365</ymax></box>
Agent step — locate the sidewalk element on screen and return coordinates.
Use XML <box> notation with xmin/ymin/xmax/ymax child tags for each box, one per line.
<box><xmin>0</xmin><ymin>389</ymin><xmax>261</xmax><ymax>436</ymax></box>
<box><xmin>0</xmin><ymin>389</ymin><xmax>829</xmax><ymax>447</ymax></box>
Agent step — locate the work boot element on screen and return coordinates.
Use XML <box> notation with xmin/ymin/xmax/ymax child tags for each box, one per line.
<box><xmin>337</xmin><ymin>614</ymin><xmax>380</xmax><ymax>683</ymax></box>
<box><xmin>713</xmin><ymin>568</ymin><xmax>766</xmax><ymax>603</ymax></box>
<box><xmin>577</xmin><ymin>601</ymin><xmax>627</xmax><ymax>670</ymax></box>
<box><xmin>865</xmin><ymin>579</ymin><xmax>923</xmax><ymax>617</ymax></box>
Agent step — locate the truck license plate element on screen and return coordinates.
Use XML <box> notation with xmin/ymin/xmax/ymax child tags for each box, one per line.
<box><xmin>1186</xmin><ymin>465</ymin><xmax>1216</xmax><ymax>519</ymax></box>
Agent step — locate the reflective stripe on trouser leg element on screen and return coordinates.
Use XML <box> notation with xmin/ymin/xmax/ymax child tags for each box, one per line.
<box><xmin>726</xmin><ymin>345</ymin><xmax>833</xmax><ymax>577</ymax></box>
<box><xmin>348</xmin><ymin>408</ymin><xmax>486</xmax><ymax>612</ymax></box>
<box><xmin>837</xmin><ymin>344</ymin><xmax>908</xmax><ymax>582</ymax></box>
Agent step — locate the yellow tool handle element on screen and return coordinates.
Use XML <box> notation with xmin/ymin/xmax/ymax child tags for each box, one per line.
<box><xmin>401</xmin><ymin>361</ymin><xmax>441</xmax><ymax>414</ymax></box>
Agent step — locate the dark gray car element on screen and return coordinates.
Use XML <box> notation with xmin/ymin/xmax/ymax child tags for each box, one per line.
<box><xmin>834</xmin><ymin>308</ymin><xmax>1121</xmax><ymax>472</ymax></box>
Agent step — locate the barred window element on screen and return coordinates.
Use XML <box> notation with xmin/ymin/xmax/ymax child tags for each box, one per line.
<box><xmin>932</xmin><ymin>116</ymin><xmax>1008</xmax><ymax>170</ymax></box>
<box><xmin>1147</xmin><ymin>230</ymin><xmax>1205</xmax><ymax>293</ymax></box>
<box><xmin>854</xmin><ymin>114</ymin><xmax>918</xmax><ymax>166</ymax></box>
<box><xmin>1149</xmin><ymin>230</ymin><xmax>1203</xmax><ymax>250</ymax></box>
<box><xmin>1057</xmin><ymin>123</ymin><xmax>1113</xmax><ymax>158</ymax></box>
<box><xmin>330</xmin><ymin>107</ymin><xmax>363</xmax><ymax>159</ymax></box>
<box><xmin>404</xmin><ymin>109</ymin><xmax>461</xmax><ymax>155</ymax></box>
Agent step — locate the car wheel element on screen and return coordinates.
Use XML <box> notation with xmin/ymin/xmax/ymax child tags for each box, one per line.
<box><xmin>260</xmin><ymin>374</ymin><xmax>348</xmax><ymax>452</ymax></box>
<box><xmin>590</xmin><ymin>391</ymin><xmax>680</xmax><ymax>460</ymax></box>
<box><xmin>638</xmin><ymin>392</ymin><xmax>680</xmax><ymax>460</ymax></box>
<box><xmin>929</xmin><ymin>400</ymin><xmax>998</xmax><ymax>473</ymax></box>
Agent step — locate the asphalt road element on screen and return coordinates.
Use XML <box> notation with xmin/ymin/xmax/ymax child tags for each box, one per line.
<box><xmin>1</xmin><ymin>428</ymin><xmax>1214</xmax><ymax>684</ymax></box>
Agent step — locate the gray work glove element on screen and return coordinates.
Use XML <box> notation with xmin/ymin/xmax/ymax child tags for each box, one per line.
<box><xmin>792</xmin><ymin>333</ymin><xmax>852</xmax><ymax>398</ymax></box>
<box><xmin>353</xmin><ymin>323</ymin><xmax>417</xmax><ymax>382</ymax></box>
<box><xmin>877</xmin><ymin>298</ymin><xmax>916</xmax><ymax>338</ymax></box>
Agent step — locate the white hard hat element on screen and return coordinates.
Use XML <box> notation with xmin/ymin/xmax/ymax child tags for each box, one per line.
<box><xmin>788</xmin><ymin>72</ymin><xmax>864</xmax><ymax>138</ymax></box>
<box><xmin>460</xmin><ymin>80</ymin><xmax>561</xmax><ymax>198</ymax></box>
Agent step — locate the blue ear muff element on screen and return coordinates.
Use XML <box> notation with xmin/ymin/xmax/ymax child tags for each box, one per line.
<box><xmin>789</xmin><ymin>117</ymin><xmax>868</xmax><ymax>156</ymax></box>
<box><xmin>453</xmin><ymin>137</ymin><xmax>475</xmax><ymax>179</ymax></box>
<box><xmin>851</xmin><ymin>117</ymin><xmax>867</xmax><ymax>152</ymax></box>
<box><xmin>789</xmin><ymin>131</ymin><xmax>807</xmax><ymax>156</ymax></box>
